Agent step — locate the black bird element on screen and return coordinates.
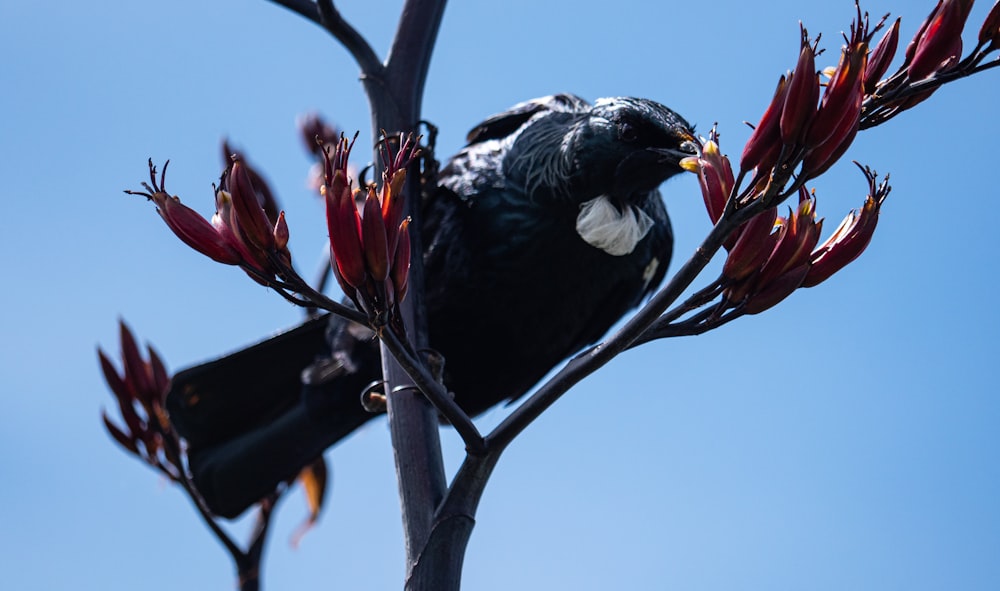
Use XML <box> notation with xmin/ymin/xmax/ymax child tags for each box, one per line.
<box><xmin>167</xmin><ymin>94</ymin><xmax>697</xmax><ymax>517</ymax></box>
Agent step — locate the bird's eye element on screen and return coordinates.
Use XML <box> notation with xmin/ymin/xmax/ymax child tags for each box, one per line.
<box><xmin>619</xmin><ymin>122</ymin><xmax>638</xmax><ymax>142</ymax></box>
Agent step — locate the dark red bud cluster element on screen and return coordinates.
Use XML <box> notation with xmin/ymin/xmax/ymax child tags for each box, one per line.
<box><xmin>715</xmin><ymin>165</ymin><xmax>887</xmax><ymax>315</ymax></box>
<box><xmin>321</xmin><ymin>133</ymin><xmax>418</xmax><ymax>321</ymax></box>
<box><xmin>723</xmin><ymin>189</ymin><xmax>822</xmax><ymax>314</ymax></box>
<box><xmin>858</xmin><ymin>1</ymin><xmax>999</xmax><ymax>131</ymax></box>
<box><xmin>98</xmin><ymin>320</ymin><xmax>179</xmax><ymax>476</ymax></box>
<box><xmin>740</xmin><ymin>9</ymin><xmax>882</xmax><ymax>184</ymax></box>
<box><xmin>223</xmin><ymin>159</ymin><xmax>277</xmax><ymax>255</ymax></box>
<box><xmin>126</xmin><ymin>159</ymin><xmax>292</xmax><ymax>284</ymax></box>
<box><xmin>801</xmin><ymin>9</ymin><xmax>877</xmax><ymax>180</ymax></box>
<box><xmin>691</xmin><ymin>126</ymin><xmax>889</xmax><ymax>315</ymax></box>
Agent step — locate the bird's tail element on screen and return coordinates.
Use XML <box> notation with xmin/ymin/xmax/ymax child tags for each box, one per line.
<box><xmin>166</xmin><ymin>313</ymin><xmax>381</xmax><ymax>519</ymax></box>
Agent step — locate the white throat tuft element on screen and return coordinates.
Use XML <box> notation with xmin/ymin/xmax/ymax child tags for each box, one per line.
<box><xmin>575</xmin><ymin>195</ymin><xmax>654</xmax><ymax>256</ymax></box>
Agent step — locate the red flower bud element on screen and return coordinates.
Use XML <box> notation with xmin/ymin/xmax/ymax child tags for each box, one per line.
<box><xmin>695</xmin><ymin>139</ymin><xmax>734</xmax><ymax>225</ymax></box>
<box><xmin>741</xmin><ymin>75</ymin><xmax>788</xmax><ymax>173</ymax></box>
<box><xmin>325</xmin><ymin>181</ymin><xmax>366</xmax><ymax>289</ymax></box>
<box><xmin>98</xmin><ymin>321</ymin><xmax>179</xmax><ymax>466</ymax></box>
<box><xmin>156</xmin><ymin>193</ymin><xmax>244</xmax><ymax>265</ymax></box>
<box><xmin>386</xmin><ymin>275</ymin><xmax>398</xmax><ymax>311</ymax></box>
<box><xmin>362</xmin><ymin>187</ymin><xmax>390</xmax><ymax>282</ymax></box>
<box><xmin>222</xmin><ymin>141</ymin><xmax>280</xmax><ymax>225</ymax></box>
<box><xmin>320</xmin><ymin>134</ymin><xmax>366</xmax><ymax>288</ymax></box>
<box><xmin>273</xmin><ymin>210</ymin><xmax>289</xmax><ymax>252</ymax></box>
<box><xmin>102</xmin><ymin>410</ymin><xmax>139</xmax><ymax>455</ymax></box>
<box><xmin>391</xmin><ymin>218</ymin><xmax>412</xmax><ymax>303</ymax></box>
<box><xmin>726</xmin><ymin>191</ymin><xmax>821</xmax><ymax>311</ymax></box>
<box><xmin>126</xmin><ymin>160</ymin><xmax>243</xmax><ymax>266</ymax></box>
<box><xmin>801</xmin><ymin>199</ymin><xmax>878</xmax><ymax>287</ymax></box>
<box><xmin>147</xmin><ymin>345</ymin><xmax>171</xmax><ymax>404</ymax></box>
<box><xmin>743</xmin><ymin>263</ymin><xmax>811</xmax><ymax>315</ymax></box>
<box><xmin>211</xmin><ymin>189</ymin><xmax>270</xmax><ymax>276</ymax></box>
<box><xmin>227</xmin><ymin>159</ymin><xmax>276</xmax><ymax>253</ymax></box>
<box><xmin>118</xmin><ymin>320</ymin><xmax>153</xmax><ymax>406</ymax></box>
<box><xmin>802</xmin><ymin>165</ymin><xmax>888</xmax><ymax>287</ymax></box>
<box><xmin>801</xmin><ymin>92</ymin><xmax>862</xmax><ymax>181</ymax></box>
<box><xmin>905</xmin><ymin>2</ymin><xmax>938</xmax><ymax>65</ymax></box>
<box><xmin>97</xmin><ymin>346</ymin><xmax>132</xmax><ymax>407</ymax></box>
<box><xmin>754</xmin><ymin>192</ymin><xmax>822</xmax><ymax>290</ymax></box>
<box><xmin>103</xmin><ymin>321</ymin><xmax>172</xmax><ymax>417</ymax></box>
<box><xmin>780</xmin><ymin>26</ymin><xmax>819</xmax><ymax>145</ymax></box>
<box><xmin>382</xmin><ymin>168</ymin><xmax>407</xmax><ymax>260</ymax></box>
<box><xmin>722</xmin><ymin>207</ymin><xmax>779</xmax><ymax>281</ymax></box>
<box><xmin>865</xmin><ymin>18</ymin><xmax>901</xmax><ymax>94</ymax></box>
<box><xmin>805</xmin><ymin>40</ymin><xmax>866</xmax><ymax>151</ymax></box>
<box><xmin>114</xmin><ymin>395</ymin><xmax>145</xmax><ymax>449</ymax></box>
<box><xmin>908</xmin><ymin>0</ymin><xmax>972</xmax><ymax>80</ymax></box>
<box><xmin>329</xmin><ymin>258</ymin><xmax>360</xmax><ymax>306</ymax></box>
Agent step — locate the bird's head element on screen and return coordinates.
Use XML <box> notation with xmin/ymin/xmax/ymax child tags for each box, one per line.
<box><xmin>557</xmin><ymin>97</ymin><xmax>696</xmax><ymax>256</ymax></box>
<box><xmin>573</xmin><ymin>97</ymin><xmax>698</xmax><ymax>202</ymax></box>
<box><xmin>482</xmin><ymin>94</ymin><xmax>698</xmax><ymax>256</ymax></box>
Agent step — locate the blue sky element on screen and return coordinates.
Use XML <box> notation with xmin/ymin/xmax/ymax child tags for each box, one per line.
<box><xmin>2</xmin><ymin>0</ymin><xmax>998</xmax><ymax>589</ymax></box>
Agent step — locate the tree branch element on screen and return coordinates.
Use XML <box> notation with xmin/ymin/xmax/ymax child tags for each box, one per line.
<box><xmin>266</xmin><ymin>0</ymin><xmax>321</xmax><ymax>25</ymax></box>
<box><xmin>266</xmin><ymin>1</ymin><xmax>383</xmax><ymax>78</ymax></box>
<box><xmin>316</xmin><ymin>0</ymin><xmax>383</xmax><ymax>77</ymax></box>
<box><xmin>353</xmin><ymin>1</ymin><xmax>449</xmax><ymax>583</ymax></box>
<box><xmin>384</xmin><ymin>0</ymin><xmax>447</xmax><ymax>120</ymax></box>
<box><xmin>631</xmin><ymin>303</ymin><xmax>747</xmax><ymax>346</ymax></box>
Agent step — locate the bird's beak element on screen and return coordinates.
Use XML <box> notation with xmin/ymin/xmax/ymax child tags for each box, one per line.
<box><xmin>647</xmin><ymin>131</ymin><xmax>700</xmax><ymax>163</ymax></box>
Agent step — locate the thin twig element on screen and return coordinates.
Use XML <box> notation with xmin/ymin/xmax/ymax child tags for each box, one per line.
<box><xmin>631</xmin><ymin>302</ymin><xmax>746</xmax><ymax>346</ymax></box>
<box><xmin>651</xmin><ymin>280</ymin><xmax>727</xmax><ymax>328</ymax></box>
<box><xmin>266</xmin><ymin>0</ymin><xmax>322</xmax><ymax>24</ymax></box>
<box><xmin>162</xmin><ymin>437</ymin><xmax>245</xmax><ymax>561</ymax></box>
<box><xmin>247</xmin><ymin>493</ymin><xmax>278</xmax><ymax>561</ymax></box>
<box><xmin>264</xmin><ymin>0</ymin><xmax>383</xmax><ymax>77</ymax></box>
<box><xmin>249</xmin><ymin>253</ymin><xmax>369</xmax><ymax>324</ymax></box>
<box><xmin>379</xmin><ymin>327</ymin><xmax>486</xmax><ymax>454</ymax></box>
<box><xmin>316</xmin><ymin>0</ymin><xmax>384</xmax><ymax>76</ymax></box>
<box><xmin>281</xmin><ymin>279</ymin><xmax>367</xmax><ymax>324</ymax></box>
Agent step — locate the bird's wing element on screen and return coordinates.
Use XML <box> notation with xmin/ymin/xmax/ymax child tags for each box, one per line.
<box><xmin>464</xmin><ymin>93</ymin><xmax>589</xmax><ymax>145</ymax></box>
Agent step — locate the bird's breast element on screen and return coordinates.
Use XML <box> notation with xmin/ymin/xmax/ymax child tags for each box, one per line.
<box><xmin>422</xmin><ymin>191</ymin><xmax>666</xmax><ymax>411</ymax></box>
